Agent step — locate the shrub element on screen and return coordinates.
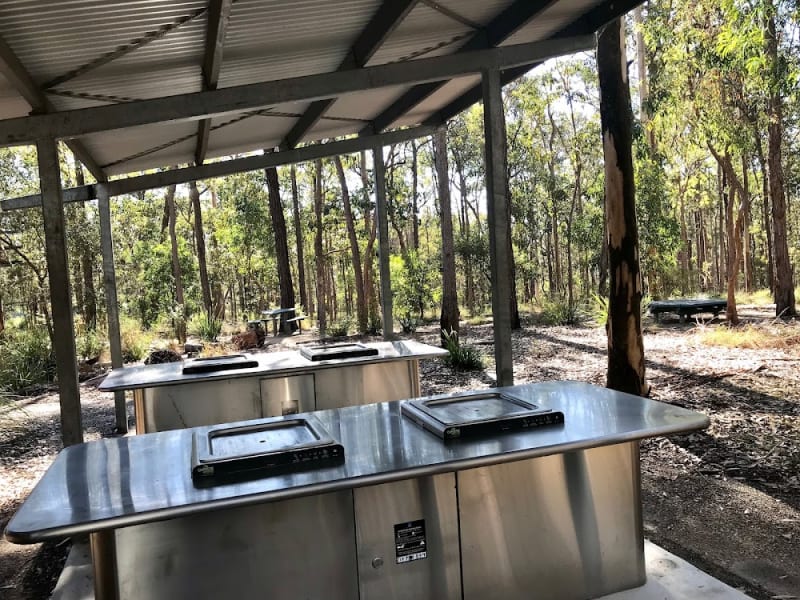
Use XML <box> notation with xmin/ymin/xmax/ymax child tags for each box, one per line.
<box><xmin>120</xmin><ymin>317</ymin><xmax>151</xmax><ymax>363</ymax></box>
<box><xmin>76</xmin><ymin>328</ymin><xmax>104</xmax><ymax>361</ymax></box>
<box><xmin>0</xmin><ymin>326</ymin><xmax>57</xmax><ymax>393</ymax></box>
<box><xmin>441</xmin><ymin>329</ymin><xmax>483</xmax><ymax>371</ymax></box>
<box><xmin>190</xmin><ymin>312</ymin><xmax>222</xmax><ymax>342</ymax></box>
<box><xmin>586</xmin><ymin>294</ymin><xmax>608</xmax><ymax>327</ymax></box>
<box><xmin>540</xmin><ymin>298</ymin><xmax>582</xmax><ymax>326</ymax></box>
<box><xmin>398</xmin><ymin>313</ymin><xmax>420</xmax><ymax>333</ymax></box>
<box><xmin>328</xmin><ymin>317</ymin><xmax>353</xmax><ymax>338</ymax></box>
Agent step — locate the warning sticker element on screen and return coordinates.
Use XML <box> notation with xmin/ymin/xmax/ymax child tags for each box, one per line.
<box><xmin>394</xmin><ymin>519</ymin><xmax>427</xmax><ymax>564</ymax></box>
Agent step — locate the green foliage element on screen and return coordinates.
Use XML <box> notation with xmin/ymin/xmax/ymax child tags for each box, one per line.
<box><xmin>539</xmin><ymin>298</ymin><xmax>582</xmax><ymax>326</ymax></box>
<box><xmin>390</xmin><ymin>251</ymin><xmax>434</xmax><ymax>320</ymax></box>
<box><xmin>587</xmin><ymin>294</ymin><xmax>609</xmax><ymax>326</ymax></box>
<box><xmin>398</xmin><ymin>313</ymin><xmax>421</xmax><ymax>333</ymax></box>
<box><xmin>327</xmin><ymin>317</ymin><xmax>353</xmax><ymax>338</ymax></box>
<box><xmin>76</xmin><ymin>327</ymin><xmax>103</xmax><ymax>361</ymax></box>
<box><xmin>441</xmin><ymin>329</ymin><xmax>484</xmax><ymax>371</ymax></box>
<box><xmin>189</xmin><ymin>313</ymin><xmax>222</xmax><ymax>342</ymax></box>
<box><xmin>120</xmin><ymin>317</ymin><xmax>151</xmax><ymax>363</ymax></box>
<box><xmin>0</xmin><ymin>326</ymin><xmax>56</xmax><ymax>393</ymax></box>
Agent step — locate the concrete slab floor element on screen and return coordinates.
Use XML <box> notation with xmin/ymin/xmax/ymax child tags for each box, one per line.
<box><xmin>602</xmin><ymin>541</ymin><xmax>754</xmax><ymax>600</ymax></box>
<box><xmin>52</xmin><ymin>539</ymin><xmax>755</xmax><ymax>600</ymax></box>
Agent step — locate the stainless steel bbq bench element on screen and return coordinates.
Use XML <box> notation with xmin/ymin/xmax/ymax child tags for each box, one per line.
<box><xmin>5</xmin><ymin>381</ymin><xmax>709</xmax><ymax>600</ymax></box>
<box><xmin>100</xmin><ymin>340</ymin><xmax>446</xmax><ymax>433</ymax></box>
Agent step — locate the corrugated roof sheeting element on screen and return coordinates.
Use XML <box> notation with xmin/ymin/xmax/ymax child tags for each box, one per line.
<box><xmin>429</xmin><ymin>0</ymin><xmax>516</xmax><ymax>27</ymax></box>
<box><xmin>78</xmin><ymin>120</ymin><xmax>198</xmax><ymax>173</ymax></box>
<box><xmin>502</xmin><ymin>0</ymin><xmax>604</xmax><ymax>45</ymax></box>
<box><xmin>0</xmin><ymin>1</ymin><xmax>208</xmax><ymax>84</ymax></box>
<box><xmin>366</xmin><ymin>4</ymin><xmax>472</xmax><ymax>66</ymax></box>
<box><xmin>391</xmin><ymin>74</ymin><xmax>482</xmax><ymax>128</ymax></box>
<box><xmin>325</xmin><ymin>85</ymin><xmax>411</xmax><ymax>121</ymax></box>
<box><xmin>110</xmin><ymin>137</ymin><xmax>199</xmax><ymax>175</ymax></box>
<box><xmin>205</xmin><ymin>106</ymin><xmax>310</xmax><ymax>158</ymax></box>
<box><xmin>302</xmin><ymin>121</ymin><xmax>363</xmax><ymax>144</ymax></box>
<box><xmin>0</xmin><ymin>0</ymin><xmax>613</xmax><ymax>176</ymax></box>
<box><xmin>54</xmin><ymin>64</ymin><xmax>203</xmax><ymax>101</ymax></box>
<box><xmin>219</xmin><ymin>0</ymin><xmax>375</xmax><ymax>88</ymax></box>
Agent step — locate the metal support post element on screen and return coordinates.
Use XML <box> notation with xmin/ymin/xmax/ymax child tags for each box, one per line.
<box><xmin>36</xmin><ymin>138</ymin><xmax>83</xmax><ymax>446</ymax></box>
<box><xmin>481</xmin><ymin>69</ymin><xmax>514</xmax><ymax>386</ymax></box>
<box><xmin>97</xmin><ymin>183</ymin><xmax>127</xmax><ymax>433</ymax></box>
<box><xmin>373</xmin><ymin>146</ymin><xmax>393</xmax><ymax>339</ymax></box>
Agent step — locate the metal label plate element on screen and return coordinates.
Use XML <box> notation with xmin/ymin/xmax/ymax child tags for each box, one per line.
<box><xmin>395</xmin><ymin>519</ymin><xmax>427</xmax><ymax>564</ymax></box>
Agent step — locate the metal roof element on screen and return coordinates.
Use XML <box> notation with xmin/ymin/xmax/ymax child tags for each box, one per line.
<box><xmin>0</xmin><ymin>0</ymin><xmax>638</xmax><ymax>179</ymax></box>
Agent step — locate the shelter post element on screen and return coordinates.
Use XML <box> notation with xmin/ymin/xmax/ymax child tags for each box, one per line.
<box><xmin>481</xmin><ymin>68</ymin><xmax>514</xmax><ymax>386</ymax></box>
<box><xmin>373</xmin><ymin>146</ymin><xmax>393</xmax><ymax>339</ymax></box>
<box><xmin>97</xmin><ymin>183</ymin><xmax>127</xmax><ymax>433</ymax></box>
<box><xmin>36</xmin><ymin>138</ymin><xmax>83</xmax><ymax>446</ymax></box>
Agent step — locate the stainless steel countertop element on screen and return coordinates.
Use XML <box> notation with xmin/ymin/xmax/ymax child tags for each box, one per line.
<box><xmin>99</xmin><ymin>340</ymin><xmax>446</xmax><ymax>391</ymax></box>
<box><xmin>5</xmin><ymin>381</ymin><xmax>709</xmax><ymax>543</ymax></box>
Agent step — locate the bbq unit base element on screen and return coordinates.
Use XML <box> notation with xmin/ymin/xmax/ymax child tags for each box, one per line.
<box><xmin>89</xmin><ymin>443</ymin><xmax>641</xmax><ymax>600</ymax></box>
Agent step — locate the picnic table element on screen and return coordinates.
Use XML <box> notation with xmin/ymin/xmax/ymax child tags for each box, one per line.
<box><xmin>648</xmin><ymin>298</ymin><xmax>727</xmax><ymax>322</ymax></box>
<box><xmin>261</xmin><ymin>308</ymin><xmax>305</xmax><ymax>335</ymax></box>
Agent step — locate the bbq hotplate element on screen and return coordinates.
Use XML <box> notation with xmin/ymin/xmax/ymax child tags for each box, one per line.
<box><xmin>401</xmin><ymin>391</ymin><xmax>564</xmax><ymax>440</ymax></box>
<box><xmin>298</xmin><ymin>343</ymin><xmax>379</xmax><ymax>362</ymax></box>
<box><xmin>182</xmin><ymin>354</ymin><xmax>259</xmax><ymax>374</ymax></box>
<box><xmin>191</xmin><ymin>414</ymin><xmax>344</xmax><ymax>485</ymax></box>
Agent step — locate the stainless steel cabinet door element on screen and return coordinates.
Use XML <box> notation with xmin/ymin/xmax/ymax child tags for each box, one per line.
<box><xmin>458</xmin><ymin>442</ymin><xmax>645</xmax><ymax>600</ymax></box>
<box><xmin>353</xmin><ymin>474</ymin><xmax>461</xmax><ymax>600</ymax></box>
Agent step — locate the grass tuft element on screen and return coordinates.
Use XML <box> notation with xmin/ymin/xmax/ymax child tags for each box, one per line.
<box><xmin>697</xmin><ymin>323</ymin><xmax>800</xmax><ymax>349</ymax></box>
<box><xmin>441</xmin><ymin>329</ymin><xmax>484</xmax><ymax>371</ymax></box>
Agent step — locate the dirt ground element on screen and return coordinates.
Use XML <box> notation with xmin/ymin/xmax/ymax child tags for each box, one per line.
<box><xmin>1</xmin><ymin>316</ymin><xmax>798</xmax><ymax>599</ymax></box>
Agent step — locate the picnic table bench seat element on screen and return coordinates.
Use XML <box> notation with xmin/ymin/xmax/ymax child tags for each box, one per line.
<box><xmin>648</xmin><ymin>299</ymin><xmax>727</xmax><ymax>322</ymax></box>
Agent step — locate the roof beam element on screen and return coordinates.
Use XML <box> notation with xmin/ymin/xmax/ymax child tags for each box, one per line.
<box><xmin>195</xmin><ymin>0</ymin><xmax>233</xmax><ymax>165</ymax></box>
<box><xmin>425</xmin><ymin>0</ymin><xmax>642</xmax><ymax>127</ymax></box>
<box><xmin>360</xmin><ymin>0</ymin><xmax>561</xmax><ymax>135</ymax></box>
<box><xmin>0</xmin><ymin>35</ymin><xmax>107</xmax><ymax>181</ymax></box>
<box><xmin>2</xmin><ymin>124</ymin><xmax>437</xmax><ymax>211</ymax></box>
<box><xmin>280</xmin><ymin>0</ymin><xmax>418</xmax><ymax>151</ymax></box>
<box><xmin>0</xmin><ymin>35</ymin><xmax>594</xmax><ymax>147</ymax></box>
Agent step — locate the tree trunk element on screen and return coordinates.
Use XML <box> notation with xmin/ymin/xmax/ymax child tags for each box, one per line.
<box><xmin>189</xmin><ymin>181</ymin><xmax>213</xmax><ymax>316</ymax></box>
<box><xmin>334</xmin><ymin>155</ymin><xmax>367</xmax><ymax>333</ymax></box>
<box><xmin>265</xmin><ymin>164</ymin><xmax>296</xmax><ymax>332</ymax></box>
<box><xmin>361</xmin><ymin>151</ymin><xmax>379</xmax><ymax>329</ymax></box>
<box><xmin>765</xmin><ymin>7</ymin><xmax>796</xmax><ymax>318</ymax></box>
<box><xmin>435</xmin><ymin>128</ymin><xmax>460</xmax><ymax>343</ymax></box>
<box><xmin>411</xmin><ymin>139</ymin><xmax>420</xmax><ymax>251</ymax></box>
<box><xmin>167</xmin><ymin>184</ymin><xmax>186</xmax><ymax>342</ymax></box>
<box><xmin>721</xmin><ymin>161</ymin><xmax>739</xmax><ymax>325</ymax></box>
<box><xmin>678</xmin><ymin>190</ymin><xmax>689</xmax><ymax>296</ymax></box>
<box><xmin>73</xmin><ymin>157</ymin><xmax>97</xmax><ymax>330</ymax></box>
<box><xmin>314</xmin><ymin>159</ymin><xmax>326</xmax><ymax>336</ymax></box>
<box><xmin>598</xmin><ymin>18</ymin><xmax>646</xmax><ymax>396</ymax></box>
<box><xmin>754</xmin><ymin>140</ymin><xmax>774</xmax><ymax>292</ymax></box>
<box><xmin>290</xmin><ymin>165</ymin><xmax>308</xmax><ymax>311</ymax></box>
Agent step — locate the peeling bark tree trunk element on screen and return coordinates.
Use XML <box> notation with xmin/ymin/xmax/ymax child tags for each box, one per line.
<box><xmin>265</xmin><ymin>165</ymin><xmax>296</xmax><ymax>333</ymax></box>
<box><xmin>411</xmin><ymin>139</ymin><xmax>420</xmax><ymax>251</ymax></box>
<box><xmin>765</xmin><ymin>8</ymin><xmax>796</xmax><ymax>318</ymax></box>
<box><xmin>598</xmin><ymin>19</ymin><xmax>646</xmax><ymax>396</ymax></box>
<box><xmin>290</xmin><ymin>165</ymin><xmax>308</xmax><ymax>312</ymax></box>
<box><xmin>189</xmin><ymin>181</ymin><xmax>213</xmax><ymax>316</ymax></box>
<box><xmin>435</xmin><ymin>128</ymin><xmax>460</xmax><ymax>343</ymax></box>
<box><xmin>334</xmin><ymin>155</ymin><xmax>367</xmax><ymax>333</ymax></box>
